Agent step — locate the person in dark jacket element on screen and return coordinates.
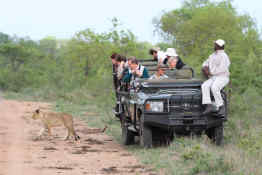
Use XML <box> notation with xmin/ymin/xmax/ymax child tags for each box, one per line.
<box><xmin>164</xmin><ymin>48</ymin><xmax>192</xmax><ymax>79</ymax></box>
<box><xmin>162</xmin><ymin>48</ymin><xmax>186</xmax><ymax>69</ymax></box>
<box><xmin>111</xmin><ymin>53</ymin><xmax>119</xmax><ymax>91</ymax></box>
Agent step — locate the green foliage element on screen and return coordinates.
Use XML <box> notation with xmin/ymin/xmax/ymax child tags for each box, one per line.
<box><xmin>189</xmin><ymin>155</ymin><xmax>233</xmax><ymax>175</ymax></box>
<box><xmin>0</xmin><ymin>36</ymin><xmax>44</xmax><ymax>91</ymax></box>
<box><xmin>154</xmin><ymin>0</ymin><xmax>262</xmax><ymax>94</ymax></box>
<box><xmin>39</xmin><ymin>36</ymin><xmax>57</xmax><ymax>58</ymax></box>
<box><xmin>0</xmin><ymin>32</ymin><xmax>10</xmax><ymax>44</ymax></box>
<box><xmin>0</xmin><ymin>20</ymin><xmax>152</xmax><ymax>93</ymax></box>
<box><xmin>182</xmin><ymin>144</ymin><xmax>233</xmax><ymax>175</ymax></box>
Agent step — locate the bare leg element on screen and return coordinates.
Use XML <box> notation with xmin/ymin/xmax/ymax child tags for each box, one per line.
<box><xmin>64</xmin><ymin>128</ymin><xmax>71</xmax><ymax>140</ymax></box>
<box><xmin>70</xmin><ymin>125</ymin><xmax>80</xmax><ymax>141</ymax></box>
<box><xmin>38</xmin><ymin>127</ymin><xmax>47</xmax><ymax>139</ymax></box>
<box><xmin>73</xmin><ymin>131</ymin><xmax>80</xmax><ymax>141</ymax></box>
<box><xmin>46</xmin><ymin>127</ymin><xmax>53</xmax><ymax>140</ymax></box>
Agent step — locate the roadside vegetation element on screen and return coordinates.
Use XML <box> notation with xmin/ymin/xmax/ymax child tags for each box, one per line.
<box><xmin>1</xmin><ymin>0</ymin><xmax>262</xmax><ymax>174</ymax></box>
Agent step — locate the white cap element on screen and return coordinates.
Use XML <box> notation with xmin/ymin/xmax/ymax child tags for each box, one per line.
<box><xmin>214</xmin><ymin>39</ymin><xmax>225</xmax><ymax>47</ymax></box>
<box><xmin>165</xmin><ymin>48</ymin><xmax>178</xmax><ymax>57</ymax></box>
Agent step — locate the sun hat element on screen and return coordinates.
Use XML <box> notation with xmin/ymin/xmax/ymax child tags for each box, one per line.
<box><xmin>165</xmin><ymin>48</ymin><xmax>178</xmax><ymax>57</ymax></box>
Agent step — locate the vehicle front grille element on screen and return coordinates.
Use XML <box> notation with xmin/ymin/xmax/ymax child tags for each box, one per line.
<box><xmin>160</xmin><ymin>88</ymin><xmax>200</xmax><ymax>95</ymax></box>
<box><xmin>168</xmin><ymin>93</ymin><xmax>204</xmax><ymax>114</ymax></box>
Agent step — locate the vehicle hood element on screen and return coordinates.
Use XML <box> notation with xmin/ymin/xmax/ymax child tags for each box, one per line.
<box><xmin>135</xmin><ymin>78</ymin><xmax>203</xmax><ymax>105</ymax></box>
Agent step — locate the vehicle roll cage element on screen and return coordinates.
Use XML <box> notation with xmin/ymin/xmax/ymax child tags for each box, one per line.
<box><xmin>137</xmin><ymin>59</ymin><xmax>195</xmax><ymax>78</ymax></box>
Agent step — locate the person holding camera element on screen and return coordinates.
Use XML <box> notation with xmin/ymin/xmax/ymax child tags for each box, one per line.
<box><xmin>122</xmin><ymin>57</ymin><xmax>149</xmax><ymax>83</ymax></box>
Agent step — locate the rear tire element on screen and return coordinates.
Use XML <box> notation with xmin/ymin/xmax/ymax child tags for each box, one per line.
<box><xmin>139</xmin><ymin>114</ymin><xmax>152</xmax><ymax>148</ymax></box>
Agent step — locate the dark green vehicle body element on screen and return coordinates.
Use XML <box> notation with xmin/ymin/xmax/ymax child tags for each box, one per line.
<box><xmin>114</xmin><ymin>60</ymin><xmax>227</xmax><ymax>147</ymax></box>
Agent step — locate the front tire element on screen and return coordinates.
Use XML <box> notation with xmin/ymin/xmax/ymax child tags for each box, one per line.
<box><xmin>139</xmin><ymin>114</ymin><xmax>152</xmax><ymax>148</ymax></box>
<box><xmin>206</xmin><ymin>125</ymin><xmax>224</xmax><ymax>146</ymax></box>
<box><xmin>121</xmin><ymin>116</ymin><xmax>134</xmax><ymax>145</ymax></box>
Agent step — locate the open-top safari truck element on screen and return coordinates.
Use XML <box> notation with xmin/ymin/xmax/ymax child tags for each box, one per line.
<box><xmin>113</xmin><ymin>59</ymin><xmax>228</xmax><ymax>148</ymax></box>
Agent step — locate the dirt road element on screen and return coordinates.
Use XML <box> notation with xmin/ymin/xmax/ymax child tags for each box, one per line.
<box><xmin>0</xmin><ymin>100</ymin><xmax>154</xmax><ymax>175</ymax></box>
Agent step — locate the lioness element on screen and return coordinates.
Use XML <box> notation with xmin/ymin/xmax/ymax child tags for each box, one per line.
<box><xmin>32</xmin><ymin>109</ymin><xmax>80</xmax><ymax>141</ymax></box>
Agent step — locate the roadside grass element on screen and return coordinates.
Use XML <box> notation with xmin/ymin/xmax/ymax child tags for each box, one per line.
<box><xmin>3</xmin><ymin>84</ymin><xmax>262</xmax><ymax>175</ymax></box>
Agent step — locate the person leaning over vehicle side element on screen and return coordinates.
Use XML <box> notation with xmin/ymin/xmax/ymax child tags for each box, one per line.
<box><xmin>122</xmin><ymin>57</ymin><xmax>132</xmax><ymax>79</ymax></box>
<box><xmin>111</xmin><ymin>53</ymin><xmax>119</xmax><ymax>91</ymax></box>
<box><xmin>111</xmin><ymin>53</ymin><xmax>122</xmax><ymax>115</ymax></box>
<box><xmin>202</xmin><ymin>39</ymin><xmax>231</xmax><ymax>115</ymax></box>
<box><xmin>118</xmin><ymin>57</ymin><xmax>133</xmax><ymax>92</ymax></box>
<box><xmin>122</xmin><ymin>57</ymin><xmax>149</xmax><ymax>83</ymax></box>
<box><xmin>115</xmin><ymin>54</ymin><xmax>126</xmax><ymax>80</ymax></box>
<box><xmin>149</xmin><ymin>47</ymin><xmax>166</xmax><ymax>64</ymax></box>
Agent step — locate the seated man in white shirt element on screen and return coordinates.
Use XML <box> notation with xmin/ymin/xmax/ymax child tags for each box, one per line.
<box><xmin>202</xmin><ymin>39</ymin><xmax>231</xmax><ymax>115</ymax></box>
<box><xmin>149</xmin><ymin>65</ymin><xmax>168</xmax><ymax>80</ymax></box>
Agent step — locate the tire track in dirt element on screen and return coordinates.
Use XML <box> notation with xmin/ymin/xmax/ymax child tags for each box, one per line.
<box><xmin>0</xmin><ymin>100</ymin><xmax>156</xmax><ymax>175</ymax></box>
<box><xmin>0</xmin><ymin>100</ymin><xmax>39</xmax><ymax>175</ymax></box>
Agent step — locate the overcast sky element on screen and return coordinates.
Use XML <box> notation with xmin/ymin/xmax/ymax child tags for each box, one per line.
<box><xmin>0</xmin><ymin>0</ymin><xmax>261</xmax><ymax>43</ymax></box>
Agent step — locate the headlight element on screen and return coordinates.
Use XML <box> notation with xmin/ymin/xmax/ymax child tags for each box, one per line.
<box><xmin>145</xmin><ymin>101</ymin><xmax>164</xmax><ymax>112</ymax></box>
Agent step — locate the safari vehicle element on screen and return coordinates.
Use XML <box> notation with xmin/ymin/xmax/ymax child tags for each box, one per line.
<box><xmin>113</xmin><ymin>59</ymin><xmax>228</xmax><ymax>148</ymax></box>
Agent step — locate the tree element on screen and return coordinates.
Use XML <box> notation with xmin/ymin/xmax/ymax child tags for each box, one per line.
<box><xmin>59</xmin><ymin>19</ymin><xmax>152</xmax><ymax>77</ymax></box>
<box><xmin>0</xmin><ymin>32</ymin><xmax>10</xmax><ymax>44</ymax></box>
<box><xmin>154</xmin><ymin>0</ymin><xmax>260</xmax><ymax>56</ymax></box>
<box><xmin>0</xmin><ymin>41</ymin><xmax>29</xmax><ymax>72</ymax></box>
<box><xmin>154</xmin><ymin>0</ymin><xmax>262</xmax><ymax>92</ymax></box>
<box><xmin>39</xmin><ymin>36</ymin><xmax>57</xmax><ymax>58</ymax></box>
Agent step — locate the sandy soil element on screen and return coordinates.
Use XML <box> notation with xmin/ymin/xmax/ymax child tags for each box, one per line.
<box><xmin>0</xmin><ymin>100</ymin><xmax>155</xmax><ymax>175</ymax></box>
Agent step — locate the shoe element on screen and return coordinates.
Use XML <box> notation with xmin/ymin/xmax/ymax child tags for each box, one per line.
<box><xmin>218</xmin><ymin>105</ymin><xmax>226</xmax><ymax>116</ymax></box>
<box><xmin>115</xmin><ymin>103</ymin><xmax>120</xmax><ymax>113</ymax></box>
<box><xmin>202</xmin><ymin>104</ymin><xmax>213</xmax><ymax>115</ymax></box>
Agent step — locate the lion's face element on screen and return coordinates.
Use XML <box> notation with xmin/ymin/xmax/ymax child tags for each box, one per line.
<box><xmin>32</xmin><ymin>109</ymin><xmax>40</xmax><ymax>120</ymax></box>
